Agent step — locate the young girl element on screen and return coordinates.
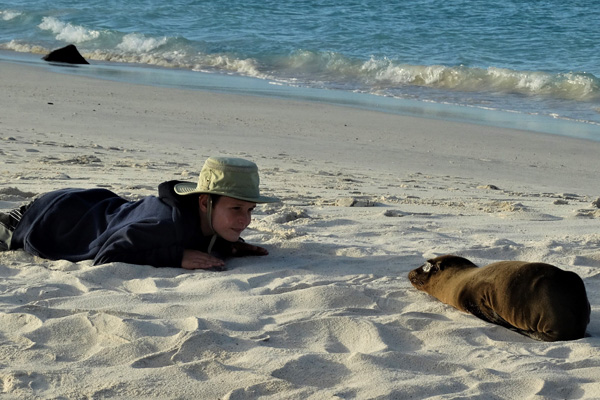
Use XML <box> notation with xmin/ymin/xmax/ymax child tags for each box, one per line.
<box><xmin>0</xmin><ymin>157</ymin><xmax>278</xmax><ymax>270</ymax></box>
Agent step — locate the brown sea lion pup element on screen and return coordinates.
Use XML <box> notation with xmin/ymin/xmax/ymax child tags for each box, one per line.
<box><xmin>408</xmin><ymin>255</ymin><xmax>591</xmax><ymax>342</ymax></box>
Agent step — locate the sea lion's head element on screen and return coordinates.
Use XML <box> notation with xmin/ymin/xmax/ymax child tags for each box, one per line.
<box><xmin>408</xmin><ymin>255</ymin><xmax>478</xmax><ymax>290</ymax></box>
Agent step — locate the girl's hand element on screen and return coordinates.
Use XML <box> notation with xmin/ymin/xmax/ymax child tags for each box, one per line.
<box><xmin>230</xmin><ymin>242</ymin><xmax>269</xmax><ymax>257</ymax></box>
<box><xmin>181</xmin><ymin>249</ymin><xmax>226</xmax><ymax>270</ymax></box>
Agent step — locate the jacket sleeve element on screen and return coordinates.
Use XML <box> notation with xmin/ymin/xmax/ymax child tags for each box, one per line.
<box><xmin>93</xmin><ymin>219</ymin><xmax>184</xmax><ymax>268</ymax></box>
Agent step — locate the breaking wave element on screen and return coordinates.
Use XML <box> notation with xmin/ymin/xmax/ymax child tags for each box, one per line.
<box><xmin>0</xmin><ymin>10</ymin><xmax>22</xmax><ymax>21</ymax></box>
<box><xmin>38</xmin><ymin>16</ymin><xmax>100</xmax><ymax>43</ymax></box>
<box><xmin>360</xmin><ymin>57</ymin><xmax>600</xmax><ymax>101</ymax></box>
<box><xmin>3</xmin><ymin>38</ymin><xmax>599</xmax><ymax>104</ymax></box>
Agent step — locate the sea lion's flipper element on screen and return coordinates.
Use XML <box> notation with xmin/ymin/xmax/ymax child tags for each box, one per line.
<box><xmin>463</xmin><ymin>302</ymin><xmax>517</xmax><ymax>330</ymax></box>
<box><xmin>464</xmin><ymin>302</ymin><xmax>550</xmax><ymax>340</ymax></box>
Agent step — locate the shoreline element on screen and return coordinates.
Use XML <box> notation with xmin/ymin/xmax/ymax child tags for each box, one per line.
<box><xmin>2</xmin><ymin>57</ymin><xmax>600</xmax><ymax>196</ymax></box>
<box><xmin>2</xmin><ymin>49</ymin><xmax>599</xmax><ymax>142</ymax></box>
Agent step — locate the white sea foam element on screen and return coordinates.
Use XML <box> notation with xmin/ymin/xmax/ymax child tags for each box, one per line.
<box><xmin>2</xmin><ymin>40</ymin><xmax>48</xmax><ymax>55</ymax></box>
<box><xmin>195</xmin><ymin>54</ymin><xmax>264</xmax><ymax>77</ymax></box>
<box><xmin>88</xmin><ymin>49</ymin><xmax>189</xmax><ymax>69</ymax></box>
<box><xmin>364</xmin><ymin>59</ymin><xmax>460</xmax><ymax>88</ymax></box>
<box><xmin>0</xmin><ymin>10</ymin><xmax>22</xmax><ymax>20</ymax></box>
<box><xmin>357</xmin><ymin>57</ymin><xmax>600</xmax><ymax>101</ymax></box>
<box><xmin>38</xmin><ymin>16</ymin><xmax>100</xmax><ymax>43</ymax></box>
<box><xmin>117</xmin><ymin>33</ymin><xmax>168</xmax><ymax>53</ymax></box>
<box><xmin>85</xmin><ymin>47</ymin><xmax>265</xmax><ymax>79</ymax></box>
<box><xmin>561</xmin><ymin>72</ymin><xmax>599</xmax><ymax>100</ymax></box>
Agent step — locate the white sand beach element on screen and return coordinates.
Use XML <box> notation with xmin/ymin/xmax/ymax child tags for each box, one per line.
<box><xmin>1</xmin><ymin>61</ymin><xmax>599</xmax><ymax>399</ymax></box>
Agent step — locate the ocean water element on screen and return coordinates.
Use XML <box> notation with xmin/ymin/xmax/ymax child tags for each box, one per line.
<box><xmin>1</xmin><ymin>0</ymin><xmax>599</xmax><ymax>139</ymax></box>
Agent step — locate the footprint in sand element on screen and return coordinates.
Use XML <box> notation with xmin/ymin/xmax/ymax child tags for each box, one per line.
<box><xmin>222</xmin><ymin>380</ymin><xmax>297</xmax><ymax>399</ymax></box>
<box><xmin>271</xmin><ymin>354</ymin><xmax>351</xmax><ymax>388</ymax></box>
<box><xmin>267</xmin><ymin>317</ymin><xmax>387</xmax><ymax>354</ymax></box>
<box><xmin>0</xmin><ymin>371</ymin><xmax>51</xmax><ymax>393</ymax></box>
<box><xmin>0</xmin><ymin>187</ymin><xmax>37</xmax><ymax>201</ymax></box>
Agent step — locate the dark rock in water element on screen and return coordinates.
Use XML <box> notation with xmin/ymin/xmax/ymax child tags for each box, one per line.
<box><xmin>43</xmin><ymin>44</ymin><xmax>89</xmax><ymax>65</ymax></box>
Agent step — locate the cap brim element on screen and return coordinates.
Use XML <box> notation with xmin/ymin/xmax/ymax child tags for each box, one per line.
<box><xmin>173</xmin><ymin>182</ymin><xmax>199</xmax><ymax>195</ymax></box>
<box><xmin>174</xmin><ymin>182</ymin><xmax>279</xmax><ymax>203</ymax></box>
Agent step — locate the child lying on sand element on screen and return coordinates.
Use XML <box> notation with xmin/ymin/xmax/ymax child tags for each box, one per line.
<box><xmin>0</xmin><ymin>157</ymin><xmax>278</xmax><ymax>270</ymax></box>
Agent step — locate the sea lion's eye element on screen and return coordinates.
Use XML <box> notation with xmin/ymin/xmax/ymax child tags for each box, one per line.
<box><xmin>422</xmin><ymin>262</ymin><xmax>432</xmax><ymax>273</ymax></box>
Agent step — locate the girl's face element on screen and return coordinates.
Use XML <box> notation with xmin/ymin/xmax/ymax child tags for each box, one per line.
<box><xmin>208</xmin><ymin>196</ymin><xmax>256</xmax><ymax>242</ymax></box>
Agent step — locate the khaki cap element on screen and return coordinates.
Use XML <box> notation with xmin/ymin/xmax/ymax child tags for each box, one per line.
<box><xmin>174</xmin><ymin>157</ymin><xmax>279</xmax><ymax>203</ymax></box>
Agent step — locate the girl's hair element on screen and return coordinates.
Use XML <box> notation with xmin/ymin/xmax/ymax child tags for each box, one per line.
<box><xmin>181</xmin><ymin>193</ymin><xmax>222</xmax><ymax>206</ymax></box>
<box><xmin>209</xmin><ymin>194</ymin><xmax>222</xmax><ymax>205</ymax></box>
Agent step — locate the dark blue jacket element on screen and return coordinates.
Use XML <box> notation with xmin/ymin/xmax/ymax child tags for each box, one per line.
<box><xmin>11</xmin><ymin>181</ymin><xmax>228</xmax><ymax>267</ymax></box>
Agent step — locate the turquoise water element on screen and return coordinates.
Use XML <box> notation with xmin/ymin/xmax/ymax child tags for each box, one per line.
<box><xmin>1</xmin><ymin>0</ymin><xmax>599</xmax><ymax>138</ymax></box>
